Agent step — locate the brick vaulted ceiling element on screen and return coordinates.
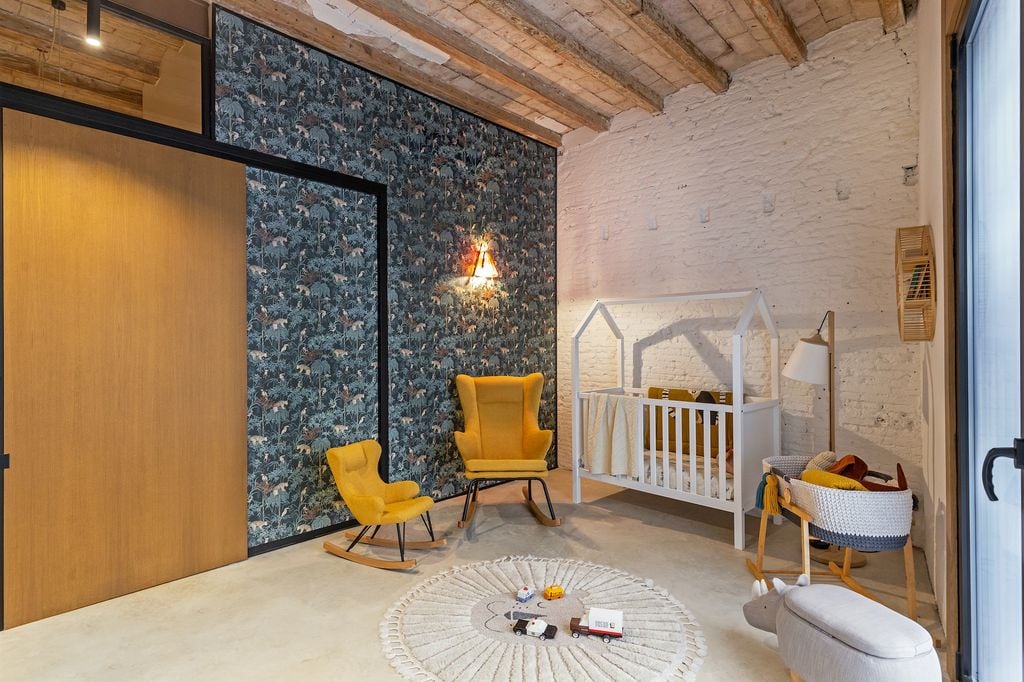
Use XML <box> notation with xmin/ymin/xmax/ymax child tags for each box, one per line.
<box><xmin>218</xmin><ymin>0</ymin><xmax>908</xmax><ymax>146</ymax></box>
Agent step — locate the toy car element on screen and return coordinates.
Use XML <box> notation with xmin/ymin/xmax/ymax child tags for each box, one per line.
<box><xmin>543</xmin><ymin>584</ymin><xmax>565</xmax><ymax>600</ymax></box>
<box><xmin>512</xmin><ymin>617</ymin><xmax>557</xmax><ymax>640</ymax></box>
<box><xmin>516</xmin><ymin>586</ymin><xmax>535</xmax><ymax>603</ymax></box>
<box><xmin>570</xmin><ymin>607</ymin><xmax>624</xmax><ymax>643</ymax></box>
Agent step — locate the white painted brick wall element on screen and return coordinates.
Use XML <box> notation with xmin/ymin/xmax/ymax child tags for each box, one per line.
<box><xmin>917</xmin><ymin>0</ymin><xmax>949</xmax><ymax>627</ymax></box>
<box><xmin>557</xmin><ymin>19</ymin><xmax>924</xmax><ymax>497</ymax></box>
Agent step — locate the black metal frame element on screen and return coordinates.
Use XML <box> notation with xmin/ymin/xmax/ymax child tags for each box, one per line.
<box><xmin>85</xmin><ymin>2</ymin><xmax>215</xmax><ymax>137</ymax></box>
<box><xmin>952</xmin><ymin>0</ymin><xmax>1024</xmax><ymax>677</ymax></box>
<box><xmin>459</xmin><ymin>475</ymin><xmax>558</xmax><ymax>526</ymax></box>
<box><xmin>247</xmin><ymin>520</ymin><xmax>362</xmax><ymax>557</ymax></box>
<box><xmin>953</xmin><ymin>19</ymin><xmax>972</xmax><ymax>679</ymax></box>
<box><xmin>345</xmin><ymin>511</ymin><xmax>436</xmax><ymax>563</ymax></box>
<box><xmin>526</xmin><ymin>478</ymin><xmax>558</xmax><ymax>520</ymax></box>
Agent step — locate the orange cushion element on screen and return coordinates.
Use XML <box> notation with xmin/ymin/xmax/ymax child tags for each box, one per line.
<box><xmin>465</xmin><ymin>469</ymin><xmax>548</xmax><ymax>480</ymax></box>
<box><xmin>801</xmin><ymin>469</ymin><xmax>868</xmax><ymax>491</ymax></box>
<box><xmin>464</xmin><ymin>458</ymin><xmax>548</xmax><ymax>473</ymax></box>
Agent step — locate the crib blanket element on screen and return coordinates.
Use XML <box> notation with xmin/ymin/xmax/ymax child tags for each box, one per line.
<box><xmin>584</xmin><ymin>393</ymin><xmax>639</xmax><ymax>476</ymax></box>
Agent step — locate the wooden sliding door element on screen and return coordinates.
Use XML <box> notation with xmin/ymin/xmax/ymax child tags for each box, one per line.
<box><xmin>2</xmin><ymin>110</ymin><xmax>248</xmax><ymax>628</ymax></box>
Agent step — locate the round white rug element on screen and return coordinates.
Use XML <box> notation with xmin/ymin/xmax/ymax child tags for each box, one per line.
<box><xmin>380</xmin><ymin>556</ymin><xmax>706</xmax><ymax>681</ymax></box>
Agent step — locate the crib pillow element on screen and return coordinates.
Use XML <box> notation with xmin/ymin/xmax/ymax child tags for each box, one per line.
<box><xmin>643</xmin><ymin>386</ymin><xmax>733</xmax><ymax>454</ymax></box>
<box><xmin>644</xmin><ymin>387</ymin><xmax>691</xmax><ymax>451</ymax></box>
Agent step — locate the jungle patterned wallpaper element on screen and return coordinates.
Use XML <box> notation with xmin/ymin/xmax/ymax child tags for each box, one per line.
<box><xmin>215</xmin><ymin>9</ymin><xmax>557</xmax><ymax>547</ymax></box>
<box><xmin>246</xmin><ymin>168</ymin><xmax>379</xmax><ymax>547</ymax></box>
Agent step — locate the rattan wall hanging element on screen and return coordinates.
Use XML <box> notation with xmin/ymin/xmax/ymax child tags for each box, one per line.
<box><xmin>895</xmin><ymin>225</ymin><xmax>936</xmax><ymax>342</ymax></box>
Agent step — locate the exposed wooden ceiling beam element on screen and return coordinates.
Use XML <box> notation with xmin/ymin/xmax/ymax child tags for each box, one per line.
<box><xmin>113</xmin><ymin>0</ymin><xmax>211</xmax><ymax>38</ymax></box>
<box><xmin>343</xmin><ymin>0</ymin><xmax>609</xmax><ymax>131</ymax></box>
<box><xmin>0</xmin><ymin>11</ymin><xmax>162</xmax><ymax>85</ymax></box>
<box><xmin>478</xmin><ymin>0</ymin><xmax>663</xmax><ymax>113</ymax></box>
<box><xmin>600</xmin><ymin>0</ymin><xmax>729</xmax><ymax>94</ymax></box>
<box><xmin>739</xmin><ymin>0</ymin><xmax>807</xmax><ymax>66</ymax></box>
<box><xmin>217</xmin><ymin>0</ymin><xmax>561</xmax><ymax>147</ymax></box>
<box><xmin>0</xmin><ymin>72</ymin><xmax>140</xmax><ymax>116</ymax></box>
<box><xmin>0</xmin><ymin>52</ymin><xmax>142</xmax><ymax>109</ymax></box>
<box><xmin>877</xmin><ymin>0</ymin><xmax>906</xmax><ymax>32</ymax></box>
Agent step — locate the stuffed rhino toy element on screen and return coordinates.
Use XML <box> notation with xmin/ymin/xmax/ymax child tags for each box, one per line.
<box><xmin>742</xmin><ymin>575</ymin><xmax>940</xmax><ymax>682</ymax></box>
<box><xmin>743</xmin><ymin>574</ymin><xmax>808</xmax><ymax>633</ymax></box>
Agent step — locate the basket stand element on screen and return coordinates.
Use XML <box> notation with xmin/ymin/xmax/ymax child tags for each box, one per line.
<box><xmin>745</xmin><ymin>483</ymin><xmax>832</xmax><ymax>581</ymax></box>
<box><xmin>746</xmin><ymin>475</ymin><xmax>918</xmax><ymax>620</ymax></box>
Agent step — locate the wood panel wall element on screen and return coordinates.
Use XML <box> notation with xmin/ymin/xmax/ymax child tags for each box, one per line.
<box><xmin>2</xmin><ymin>110</ymin><xmax>247</xmax><ymax>628</ymax></box>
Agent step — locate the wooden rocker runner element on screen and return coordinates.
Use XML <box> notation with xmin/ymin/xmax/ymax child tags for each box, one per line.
<box><xmin>323</xmin><ymin>440</ymin><xmax>445</xmax><ymax>570</ymax></box>
<box><xmin>453</xmin><ymin>373</ymin><xmax>559</xmax><ymax>529</ymax></box>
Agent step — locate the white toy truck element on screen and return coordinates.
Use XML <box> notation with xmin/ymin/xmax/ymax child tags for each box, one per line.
<box><xmin>570</xmin><ymin>607</ymin><xmax>624</xmax><ymax>643</ymax></box>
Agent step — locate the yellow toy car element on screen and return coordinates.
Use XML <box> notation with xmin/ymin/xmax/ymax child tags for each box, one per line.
<box><xmin>543</xmin><ymin>584</ymin><xmax>565</xmax><ymax>600</ymax></box>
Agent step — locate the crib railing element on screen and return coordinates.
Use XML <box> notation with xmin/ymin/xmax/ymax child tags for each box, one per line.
<box><xmin>579</xmin><ymin>389</ymin><xmax>733</xmax><ymax>502</ymax></box>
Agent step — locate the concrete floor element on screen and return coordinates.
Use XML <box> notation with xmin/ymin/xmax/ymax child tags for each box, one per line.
<box><xmin>0</xmin><ymin>469</ymin><xmax>943</xmax><ymax>681</ymax></box>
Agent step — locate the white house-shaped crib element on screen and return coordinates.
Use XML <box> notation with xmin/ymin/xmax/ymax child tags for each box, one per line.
<box><xmin>571</xmin><ymin>288</ymin><xmax>782</xmax><ymax>549</ymax></box>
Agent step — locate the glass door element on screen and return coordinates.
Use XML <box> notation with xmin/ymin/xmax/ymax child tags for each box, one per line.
<box><xmin>958</xmin><ymin>0</ymin><xmax>1022</xmax><ymax>679</ymax></box>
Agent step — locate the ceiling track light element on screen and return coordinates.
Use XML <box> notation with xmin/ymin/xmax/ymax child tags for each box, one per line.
<box><xmin>85</xmin><ymin>0</ymin><xmax>101</xmax><ymax>47</ymax></box>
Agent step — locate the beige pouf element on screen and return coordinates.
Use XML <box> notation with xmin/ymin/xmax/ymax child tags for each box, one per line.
<box><xmin>777</xmin><ymin>584</ymin><xmax>939</xmax><ymax>682</ymax></box>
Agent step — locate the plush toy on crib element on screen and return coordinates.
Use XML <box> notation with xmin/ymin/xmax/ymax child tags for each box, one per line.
<box><xmin>743</xmin><ymin>576</ymin><xmax>940</xmax><ymax>681</ymax></box>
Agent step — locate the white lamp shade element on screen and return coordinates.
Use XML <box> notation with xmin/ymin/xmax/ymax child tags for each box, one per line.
<box><xmin>782</xmin><ymin>335</ymin><xmax>830</xmax><ymax>385</ymax></box>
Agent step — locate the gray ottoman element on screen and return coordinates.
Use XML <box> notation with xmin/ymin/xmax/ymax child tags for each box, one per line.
<box><xmin>777</xmin><ymin>584</ymin><xmax>940</xmax><ymax>682</ymax></box>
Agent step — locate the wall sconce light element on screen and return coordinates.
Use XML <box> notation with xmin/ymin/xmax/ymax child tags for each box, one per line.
<box><xmin>472</xmin><ymin>242</ymin><xmax>498</xmax><ymax>280</ymax></box>
<box><xmin>85</xmin><ymin>0</ymin><xmax>102</xmax><ymax>47</ymax></box>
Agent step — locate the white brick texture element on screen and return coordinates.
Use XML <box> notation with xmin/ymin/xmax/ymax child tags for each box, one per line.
<box><xmin>556</xmin><ymin>19</ymin><xmax>924</xmax><ymax>496</ymax></box>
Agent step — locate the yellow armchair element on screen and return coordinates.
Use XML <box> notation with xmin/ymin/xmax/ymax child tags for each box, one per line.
<box><xmin>322</xmin><ymin>440</ymin><xmax>444</xmax><ymax>570</ymax></box>
<box><xmin>454</xmin><ymin>373</ymin><xmax>558</xmax><ymax>528</ymax></box>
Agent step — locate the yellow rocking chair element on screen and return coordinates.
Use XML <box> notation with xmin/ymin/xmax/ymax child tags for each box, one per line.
<box><xmin>454</xmin><ymin>373</ymin><xmax>558</xmax><ymax>528</ymax></box>
<box><xmin>323</xmin><ymin>440</ymin><xmax>445</xmax><ymax>570</ymax></box>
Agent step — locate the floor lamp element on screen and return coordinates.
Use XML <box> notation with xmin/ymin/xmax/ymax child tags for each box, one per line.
<box><xmin>782</xmin><ymin>310</ymin><xmax>836</xmax><ymax>452</ymax></box>
<box><xmin>782</xmin><ymin>310</ymin><xmax>861</xmax><ymax>566</ymax></box>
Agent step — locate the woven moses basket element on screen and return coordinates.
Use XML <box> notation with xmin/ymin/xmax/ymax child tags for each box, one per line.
<box><xmin>765</xmin><ymin>455</ymin><xmax>913</xmax><ymax>552</ymax></box>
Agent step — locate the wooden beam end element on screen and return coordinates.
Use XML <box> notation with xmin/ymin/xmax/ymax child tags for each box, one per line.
<box><xmin>710</xmin><ymin>72</ymin><xmax>731</xmax><ymax>94</ymax></box>
<box><xmin>742</xmin><ymin>0</ymin><xmax>807</xmax><ymax>68</ymax></box>
<box><xmin>878</xmin><ymin>0</ymin><xmax>908</xmax><ymax>33</ymax></box>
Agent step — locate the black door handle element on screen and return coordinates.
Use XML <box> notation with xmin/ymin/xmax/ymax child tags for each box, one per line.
<box><xmin>982</xmin><ymin>438</ymin><xmax>1024</xmax><ymax>501</ymax></box>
